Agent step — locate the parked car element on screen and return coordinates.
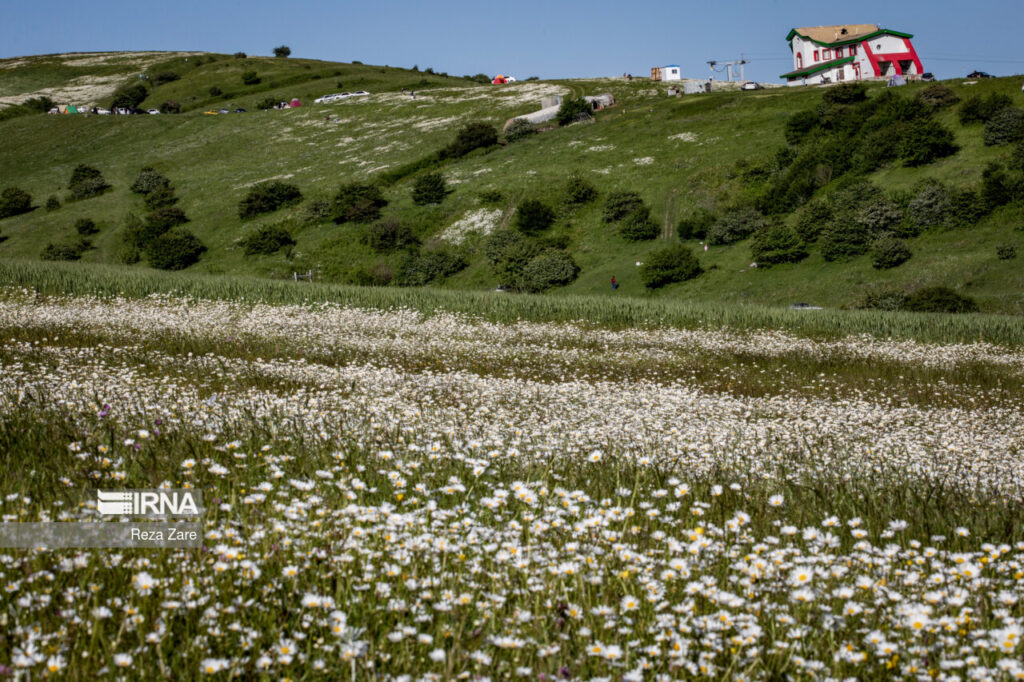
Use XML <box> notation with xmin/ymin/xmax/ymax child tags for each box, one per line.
<box><xmin>920</xmin><ymin>72</ymin><xmax>936</xmax><ymax>82</ymax></box>
<box><xmin>234</xmin><ymin>108</ymin><xmax>246</xmax><ymax>113</ymax></box>
<box><xmin>350</xmin><ymin>91</ymin><xmax>370</xmax><ymax>97</ymax></box>
<box><xmin>967</xmin><ymin>70</ymin><xmax>994</xmax><ymax>79</ymax></box>
<box><xmin>95</xmin><ymin>108</ymin><xmax>111</xmax><ymax>115</ymax></box>
<box><xmin>741</xmin><ymin>81</ymin><xmax>761</xmax><ymax>90</ymax></box>
<box><xmin>147</xmin><ymin>109</ymin><xmax>161</xmax><ymax>115</ymax></box>
<box><xmin>203</xmin><ymin>110</ymin><xmax>219</xmax><ymax>115</ymax></box>
<box><xmin>219</xmin><ymin>109</ymin><xmax>230</xmax><ymax>114</ymax></box>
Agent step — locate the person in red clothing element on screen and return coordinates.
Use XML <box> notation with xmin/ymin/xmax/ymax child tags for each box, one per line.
<box><xmin>611</xmin><ymin>276</ymin><xmax>618</xmax><ymax>290</ymax></box>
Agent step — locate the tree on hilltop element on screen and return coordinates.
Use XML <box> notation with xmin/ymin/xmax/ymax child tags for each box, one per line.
<box><xmin>273</xmin><ymin>45</ymin><xmax>291</xmax><ymax>58</ymax></box>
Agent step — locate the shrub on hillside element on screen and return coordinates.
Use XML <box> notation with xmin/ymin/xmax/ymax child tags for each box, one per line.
<box><xmin>858</xmin><ymin>287</ymin><xmax>909</xmax><ymax>311</ymax></box>
<box><xmin>602</xmin><ymin>191</ymin><xmax>644</xmax><ymax>223</ymax></box>
<box><xmin>916</xmin><ymin>83</ymin><xmax>960</xmax><ymax>110</ymax></box>
<box><xmin>159</xmin><ymin>101</ymin><xmax>180</xmax><ymax>114</ymax></box>
<box><xmin>241</xmin><ymin>71</ymin><xmax>261</xmax><ymax>85</ymax></box>
<box><xmin>438</xmin><ymin>122</ymin><xmax>499</xmax><ymax>160</ymax></box>
<box><xmin>793</xmin><ymin>199</ymin><xmax>832</xmax><ymax>243</ymax></box>
<box><xmin>74</xmin><ymin>218</ymin><xmax>98</xmax><ymax>236</ymax></box>
<box><xmin>273</xmin><ymin>45</ymin><xmax>291</xmax><ymax>58</ymax></box>
<box><xmin>676</xmin><ymin>208</ymin><xmax>715</xmax><ymax>241</ymax></box>
<box><xmin>45</xmin><ymin>195</ymin><xmax>60</xmax><ymax>212</ymax></box>
<box><xmin>154</xmin><ymin>72</ymin><xmax>180</xmax><ymax>85</ymax></box>
<box><xmin>907</xmin><ymin>180</ymin><xmax>952</xmax><ymax>230</ymax></box>
<box><xmin>750</xmin><ymin>223</ymin><xmax>807</xmax><ymax>266</ymax></box>
<box><xmin>784</xmin><ymin>110</ymin><xmax>819</xmax><ymax>145</ymax></box>
<box><xmin>257</xmin><ymin>97</ymin><xmax>279</xmax><ymax>110</ymax></box>
<box><xmin>209</xmin><ymin>86</ymin><xmax>223</xmax><ymax>97</ymax></box>
<box><xmin>515</xmin><ymin>199</ymin><xmax>556</xmax><ymax>235</ymax></box>
<box><xmin>619</xmin><ymin>206</ymin><xmax>659</xmax><ymax>241</ymax></box>
<box><xmin>639</xmin><ymin>244</ymin><xmax>702</xmax><ymax>289</ymax></box>
<box><xmin>996</xmin><ymin>243</ymin><xmax>1017</xmax><ymax>260</ymax></box>
<box><xmin>146</xmin><ymin>228</ymin><xmax>206</xmax><ymax>270</ymax></box>
<box><xmin>822</xmin><ymin>82</ymin><xmax>867</xmax><ymax>105</ymax></box>
<box><xmin>983</xmin><ymin>107</ymin><xmax>1024</xmax><ymax>146</ymax></box>
<box><xmin>855</xmin><ymin>197</ymin><xmax>904</xmax><ymax>234</ymax></box>
<box><xmin>146</xmin><ymin>207</ymin><xmax>189</xmax><ymax>234</ymax></box>
<box><xmin>520</xmin><ymin>251</ymin><xmax>580</xmax><ymax>292</ymax></box>
<box><xmin>901</xmin><ymin>286</ymin><xmax>978</xmax><ymax>313</ymax></box>
<box><xmin>562</xmin><ymin>173</ymin><xmax>597</xmax><ymax>205</ymax></box>
<box><xmin>233</xmin><ymin>52</ymin><xmax>247</xmax><ymax>59</ymax></box>
<box><xmin>395</xmin><ymin>248</ymin><xmax>467</xmax><ymax>286</ymax></box>
<box><xmin>22</xmin><ymin>96</ymin><xmax>55</xmax><ymax>114</ymax></box>
<box><xmin>240</xmin><ymin>225</ymin><xmax>296</xmax><ymax>256</ymax></box>
<box><xmin>706</xmin><ymin>206</ymin><xmax>766</xmax><ymax>245</ymax></box>
<box><xmin>870</xmin><ymin>234</ymin><xmax>912</xmax><ymax>269</ymax></box>
<box><xmin>239</xmin><ymin>181</ymin><xmax>303</xmax><ymax>219</ymax></box>
<box><xmin>820</xmin><ymin>222</ymin><xmax>871</xmax><ymax>261</ymax></box>
<box><xmin>0</xmin><ymin>187</ymin><xmax>32</xmax><ymax>219</ymax></box>
<box><xmin>144</xmin><ymin>186</ymin><xmax>179</xmax><ymax>210</ymax></box>
<box><xmin>504</xmin><ymin>119</ymin><xmax>538</xmax><ymax>143</ymax></box>
<box><xmin>110</xmin><ymin>83</ymin><xmax>148</xmax><ymax>110</ymax></box>
<box><xmin>981</xmin><ymin>163</ymin><xmax>1013</xmax><ymax>211</ymax></box>
<box><xmin>67</xmin><ymin>165</ymin><xmax>109</xmax><ymax>200</ymax></box>
<box><xmin>947</xmin><ymin>187</ymin><xmax>985</xmax><ymax>227</ymax></box>
<box><xmin>130</xmin><ymin>167</ymin><xmax>171</xmax><ymax>195</ymax></box>
<box><xmin>41</xmin><ymin>241</ymin><xmax>88</xmax><ymax>261</ymax></box>
<box><xmin>898</xmin><ymin>119</ymin><xmax>957</xmax><ymax>166</ymax></box>
<box><xmin>411</xmin><ymin>172</ymin><xmax>448</xmax><ymax>206</ymax></box>
<box><xmin>484</xmin><ymin>230</ymin><xmax>540</xmax><ymax>288</ymax></box>
<box><xmin>362</xmin><ymin>217</ymin><xmax>418</xmax><ymax>253</ymax></box>
<box><xmin>331</xmin><ymin>183</ymin><xmax>388</xmax><ymax>224</ymax></box>
<box><xmin>959</xmin><ymin>93</ymin><xmax>1011</xmax><ymax>124</ymax></box>
<box><xmin>555</xmin><ymin>98</ymin><xmax>593</xmax><ymax>126</ymax></box>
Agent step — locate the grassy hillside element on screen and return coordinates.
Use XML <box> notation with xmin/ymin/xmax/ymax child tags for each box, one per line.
<box><xmin>1</xmin><ymin>51</ymin><xmax>1022</xmax><ymax>313</ymax></box>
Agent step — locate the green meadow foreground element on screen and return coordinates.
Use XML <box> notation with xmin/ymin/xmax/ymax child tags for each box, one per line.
<box><xmin>0</xmin><ymin>265</ymin><xmax>1023</xmax><ymax>679</ymax></box>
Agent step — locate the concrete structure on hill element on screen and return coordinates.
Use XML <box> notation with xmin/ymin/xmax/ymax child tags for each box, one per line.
<box><xmin>503</xmin><ymin>94</ymin><xmax>616</xmax><ymax>131</ymax></box>
<box><xmin>781</xmin><ymin>24</ymin><xmax>923</xmax><ymax>86</ymax></box>
<box><xmin>651</xmin><ymin>66</ymin><xmax>682</xmax><ymax>81</ymax></box>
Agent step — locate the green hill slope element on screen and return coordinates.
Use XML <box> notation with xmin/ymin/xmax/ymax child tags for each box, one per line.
<box><xmin>1</xmin><ymin>51</ymin><xmax>1022</xmax><ymax>313</ymax></box>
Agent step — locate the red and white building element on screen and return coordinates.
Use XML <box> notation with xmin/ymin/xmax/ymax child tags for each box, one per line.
<box><xmin>781</xmin><ymin>24</ymin><xmax>924</xmax><ymax>86</ymax></box>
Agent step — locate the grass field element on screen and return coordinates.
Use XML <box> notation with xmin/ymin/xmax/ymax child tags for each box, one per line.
<box><xmin>1</xmin><ymin>52</ymin><xmax>1023</xmax><ymax>313</ymax></box>
<box><xmin>1</xmin><ymin>266</ymin><xmax>1023</xmax><ymax>678</ymax></box>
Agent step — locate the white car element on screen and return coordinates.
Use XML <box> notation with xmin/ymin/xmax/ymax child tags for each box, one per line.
<box><xmin>741</xmin><ymin>82</ymin><xmax>761</xmax><ymax>91</ymax></box>
<box><xmin>350</xmin><ymin>91</ymin><xmax>370</xmax><ymax>97</ymax></box>
<box><xmin>96</xmin><ymin>108</ymin><xmax>111</xmax><ymax>115</ymax></box>
<box><xmin>147</xmin><ymin>109</ymin><xmax>161</xmax><ymax>115</ymax></box>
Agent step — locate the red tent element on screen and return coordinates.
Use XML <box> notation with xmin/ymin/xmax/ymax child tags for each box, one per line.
<box><xmin>492</xmin><ymin>75</ymin><xmax>507</xmax><ymax>85</ymax></box>
<box><xmin>289</xmin><ymin>98</ymin><xmax>302</xmax><ymax>108</ymax></box>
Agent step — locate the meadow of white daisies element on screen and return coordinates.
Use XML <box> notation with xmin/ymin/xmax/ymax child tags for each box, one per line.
<box><xmin>1</xmin><ymin>267</ymin><xmax>1023</xmax><ymax>680</ymax></box>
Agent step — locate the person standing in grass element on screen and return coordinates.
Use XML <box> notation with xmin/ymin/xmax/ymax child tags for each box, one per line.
<box><xmin>611</xmin><ymin>276</ymin><xmax>618</xmax><ymax>290</ymax></box>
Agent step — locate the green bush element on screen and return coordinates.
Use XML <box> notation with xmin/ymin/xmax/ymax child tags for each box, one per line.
<box><xmin>916</xmin><ymin>83</ymin><xmax>959</xmax><ymax>110</ymax></box>
<box><xmin>110</xmin><ymin>83</ymin><xmax>148</xmax><ymax>110</ymax></box>
<box><xmin>144</xmin><ymin>186</ymin><xmax>179</xmax><ymax>210</ymax></box>
<box><xmin>44</xmin><ymin>195</ymin><xmax>60</xmax><ymax>212</ymax></box>
<box><xmin>784</xmin><ymin>110</ymin><xmax>819</xmax><ymax>145</ymax></box>
<box><xmin>257</xmin><ymin>97</ymin><xmax>279</xmax><ymax>110</ymax></box>
<box><xmin>411</xmin><ymin>172</ymin><xmax>448</xmax><ymax>206</ymax></box>
<box><xmin>821</xmin><ymin>82</ymin><xmax>867</xmax><ymax>105</ymax></box>
<box><xmin>947</xmin><ymin>187</ymin><xmax>985</xmax><ymax>227</ymax></box>
<box><xmin>362</xmin><ymin>217</ymin><xmax>419</xmax><ymax>253</ymax></box>
<box><xmin>22</xmin><ymin>96</ymin><xmax>54</xmax><ymax>113</ymax></box>
<box><xmin>67</xmin><ymin>165</ymin><xmax>109</xmax><ymax>200</ymax></box>
<box><xmin>983</xmin><ymin>108</ymin><xmax>1024</xmax><ymax>146</ymax></box>
<box><xmin>241</xmin><ymin>71</ymin><xmax>261</xmax><ymax>85</ymax></box>
<box><xmin>273</xmin><ymin>45</ymin><xmax>291</xmax><ymax>58</ymax></box>
<box><xmin>438</xmin><ymin>122</ymin><xmax>498</xmax><ymax>160</ymax></box>
<box><xmin>240</xmin><ymin>225</ymin><xmax>296</xmax><ymax>256</ymax></box>
<box><xmin>146</xmin><ymin>228</ymin><xmax>206</xmax><ymax>270</ymax></box>
<box><xmin>563</xmin><ymin>173</ymin><xmax>597</xmax><ymax>205</ymax></box>
<box><xmin>520</xmin><ymin>251</ymin><xmax>580</xmax><ymax>292</ymax></box>
<box><xmin>870</xmin><ymin>234</ymin><xmax>912</xmax><ymax>269</ymax></box>
<box><xmin>981</xmin><ymin>163</ymin><xmax>1013</xmax><ymax>211</ymax></box>
<box><xmin>154</xmin><ymin>72</ymin><xmax>180</xmax><ymax>85</ymax></box>
<box><xmin>74</xmin><ymin>218</ymin><xmax>98</xmax><ymax>236</ymax></box>
<box><xmin>750</xmin><ymin>223</ymin><xmax>807</xmax><ymax>266</ymax></box>
<box><xmin>959</xmin><ymin>93</ymin><xmax>1012</xmax><ymax>124</ymax></box>
<box><xmin>40</xmin><ymin>242</ymin><xmax>87</xmax><ymax>261</ymax></box>
<box><xmin>396</xmin><ymin>248</ymin><xmax>467</xmax><ymax>286</ymax></box>
<box><xmin>331</xmin><ymin>183</ymin><xmax>388</xmax><ymax>224</ymax></box>
<box><xmin>793</xmin><ymin>199</ymin><xmax>832</xmax><ymax>243</ymax></box>
<box><xmin>483</xmin><ymin>230</ymin><xmax>540</xmax><ymax>288</ymax></box>
<box><xmin>639</xmin><ymin>244</ymin><xmax>702</xmax><ymax>289</ymax></box>
<box><xmin>707</xmin><ymin>206</ymin><xmax>766</xmax><ymax>245</ymax></box>
<box><xmin>0</xmin><ymin>187</ymin><xmax>32</xmax><ymax>219</ymax></box>
<box><xmin>901</xmin><ymin>287</ymin><xmax>978</xmax><ymax>313</ymax></box>
<box><xmin>515</xmin><ymin>199</ymin><xmax>555</xmax><ymax>235</ymax></box>
<box><xmin>233</xmin><ymin>52</ymin><xmax>247</xmax><ymax>59</ymax></box>
<box><xmin>145</xmin><ymin>207</ymin><xmax>189</xmax><ymax>235</ymax></box>
<box><xmin>602</xmin><ymin>191</ymin><xmax>644</xmax><ymax>223</ymax></box>
<box><xmin>159</xmin><ymin>101</ymin><xmax>180</xmax><ymax>114</ymax></box>
<box><xmin>239</xmin><ymin>181</ymin><xmax>303</xmax><ymax>219</ymax></box>
<box><xmin>209</xmin><ymin>86</ymin><xmax>223</xmax><ymax>97</ymax></box>
<box><xmin>820</xmin><ymin>222</ymin><xmax>871</xmax><ymax>261</ymax></box>
<box><xmin>347</xmin><ymin>263</ymin><xmax>394</xmax><ymax>287</ymax></box>
<box><xmin>855</xmin><ymin>197</ymin><xmax>904</xmax><ymax>234</ymax></box>
<box><xmin>996</xmin><ymin>243</ymin><xmax>1016</xmax><ymax>260</ymax></box>
<box><xmin>677</xmin><ymin>208</ymin><xmax>715</xmax><ymax>240</ymax></box>
<box><xmin>130</xmin><ymin>167</ymin><xmax>171</xmax><ymax>195</ymax></box>
<box><xmin>858</xmin><ymin>288</ymin><xmax>908</xmax><ymax>311</ymax></box>
<box><xmin>898</xmin><ymin>119</ymin><xmax>957</xmax><ymax>166</ymax></box>
<box><xmin>907</xmin><ymin>180</ymin><xmax>952</xmax><ymax>230</ymax></box>
<box><xmin>619</xmin><ymin>206</ymin><xmax>659</xmax><ymax>241</ymax></box>
<box><xmin>555</xmin><ymin>97</ymin><xmax>592</xmax><ymax>126</ymax></box>
<box><xmin>504</xmin><ymin>119</ymin><xmax>537</xmax><ymax>143</ymax></box>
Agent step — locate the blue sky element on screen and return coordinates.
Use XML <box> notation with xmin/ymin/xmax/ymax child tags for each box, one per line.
<box><xmin>3</xmin><ymin>0</ymin><xmax>1024</xmax><ymax>82</ymax></box>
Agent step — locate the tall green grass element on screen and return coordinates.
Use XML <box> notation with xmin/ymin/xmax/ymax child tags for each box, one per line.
<box><xmin>4</xmin><ymin>259</ymin><xmax>1024</xmax><ymax>345</ymax></box>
